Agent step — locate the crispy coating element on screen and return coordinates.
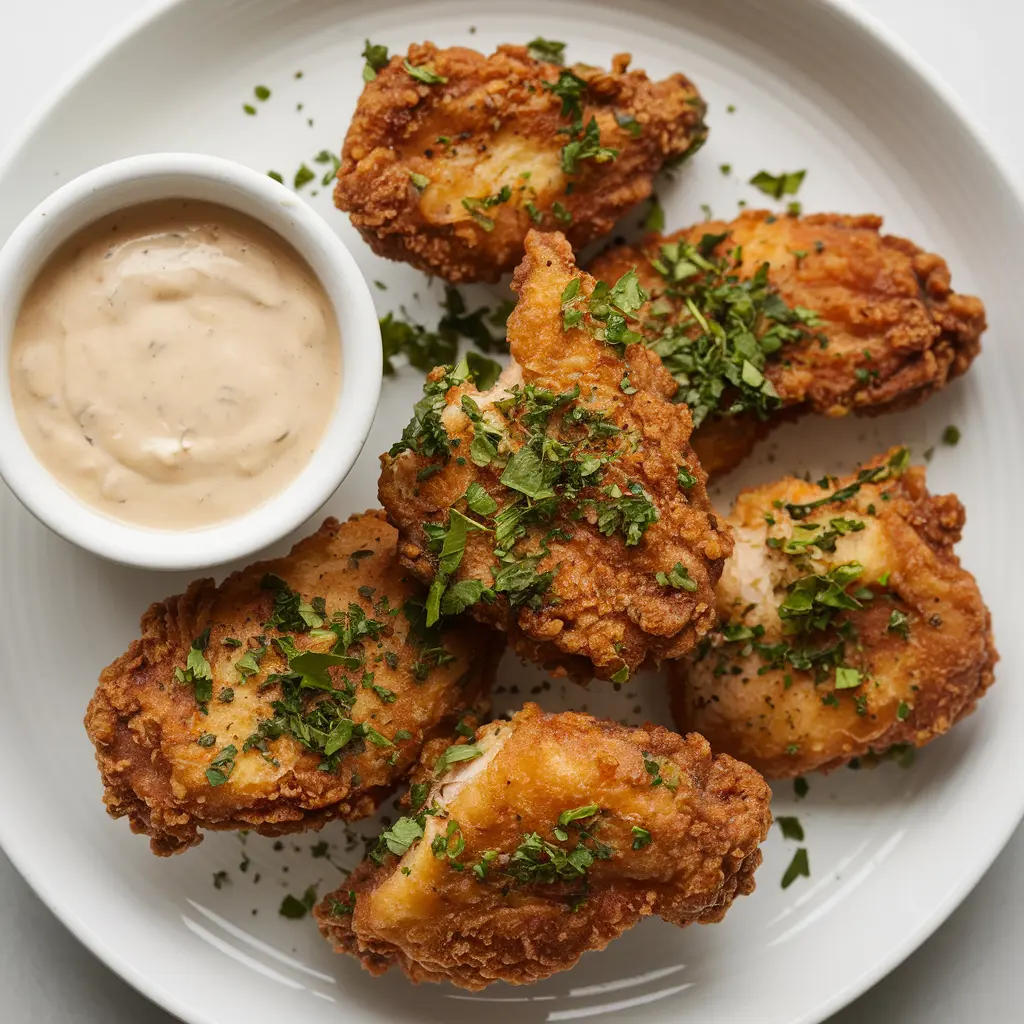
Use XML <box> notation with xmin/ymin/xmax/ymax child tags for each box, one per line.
<box><xmin>85</xmin><ymin>512</ymin><xmax>501</xmax><ymax>855</ymax></box>
<box><xmin>378</xmin><ymin>231</ymin><xmax>731</xmax><ymax>681</ymax></box>
<box><xmin>589</xmin><ymin>211</ymin><xmax>986</xmax><ymax>476</ymax></box>
<box><xmin>337</xmin><ymin>43</ymin><xmax>706</xmax><ymax>282</ymax></box>
<box><xmin>315</xmin><ymin>703</ymin><xmax>771</xmax><ymax>989</ymax></box>
<box><xmin>668</xmin><ymin>453</ymin><xmax>997</xmax><ymax>777</ymax></box>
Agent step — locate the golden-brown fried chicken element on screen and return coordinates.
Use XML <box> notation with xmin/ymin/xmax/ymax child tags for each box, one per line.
<box><xmin>85</xmin><ymin>511</ymin><xmax>501</xmax><ymax>855</ymax></box>
<box><xmin>668</xmin><ymin>451</ymin><xmax>997</xmax><ymax>778</ymax></box>
<box><xmin>378</xmin><ymin>231</ymin><xmax>732</xmax><ymax>682</ymax></box>
<box><xmin>588</xmin><ymin>211</ymin><xmax>986</xmax><ymax>477</ymax></box>
<box><xmin>337</xmin><ymin>42</ymin><xmax>707</xmax><ymax>282</ymax></box>
<box><xmin>315</xmin><ymin>703</ymin><xmax>771</xmax><ymax>989</ymax></box>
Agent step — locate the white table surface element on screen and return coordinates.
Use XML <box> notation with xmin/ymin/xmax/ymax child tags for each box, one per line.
<box><xmin>1</xmin><ymin>1</ymin><xmax>1022</xmax><ymax>1020</ymax></box>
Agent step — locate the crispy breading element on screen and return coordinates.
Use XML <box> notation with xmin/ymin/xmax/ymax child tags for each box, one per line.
<box><xmin>378</xmin><ymin>231</ymin><xmax>731</xmax><ymax>681</ymax></box>
<box><xmin>315</xmin><ymin>703</ymin><xmax>771</xmax><ymax>989</ymax></box>
<box><xmin>336</xmin><ymin>43</ymin><xmax>706</xmax><ymax>282</ymax></box>
<box><xmin>84</xmin><ymin>511</ymin><xmax>501</xmax><ymax>855</ymax></box>
<box><xmin>588</xmin><ymin>211</ymin><xmax>986</xmax><ymax>476</ymax></box>
<box><xmin>668</xmin><ymin>452</ymin><xmax>997</xmax><ymax>777</ymax></box>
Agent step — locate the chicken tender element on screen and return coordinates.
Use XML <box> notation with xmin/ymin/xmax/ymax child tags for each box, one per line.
<box><xmin>589</xmin><ymin>211</ymin><xmax>986</xmax><ymax>477</ymax></box>
<box><xmin>378</xmin><ymin>231</ymin><xmax>732</xmax><ymax>682</ymax></box>
<box><xmin>85</xmin><ymin>511</ymin><xmax>501</xmax><ymax>855</ymax></box>
<box><xmin>315</xmin><ymin>703</ymin><xmax>771</xmax><ymax>989</ymax></box>
<box><xmin>337</xmin><ymin>42</ymin><xmax>707</xmax><ymax>282</ymax></box>
<box><xmin>668</xmin><ymin>451</ymin><xmax>997</xmax><ymax>778</ymax></box>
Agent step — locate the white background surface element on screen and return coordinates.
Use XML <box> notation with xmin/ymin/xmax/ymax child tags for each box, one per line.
<box><xmin>0</xmin><ymin>1</ymin><xmax>1021</xmax><ymax>1021</ymax></box>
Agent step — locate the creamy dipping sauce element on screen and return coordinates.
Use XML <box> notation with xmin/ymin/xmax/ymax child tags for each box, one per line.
<box><xmin>10</xmin><ymin>199</ymin><xmax>341</xmax><ymax>529</ymax></box>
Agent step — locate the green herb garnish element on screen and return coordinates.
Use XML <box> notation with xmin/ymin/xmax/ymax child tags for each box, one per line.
<box><xmin>279</xmin><ymin>885</ymin><xmax>317</xmax><ymax>919</ymax></box>
<box><xmin>404</xmin><ymin>59</ymin><xmax>447</xmax><ymax>85</ymax></box>
<box><xmin>749</xmin><ymin>169</ymin><xmax>806</xmax><ymax>199</ymax></box>
<box><xmin>781</xmin><ymin>847</ymin><xmax>810</xmax><ymax>888</ymax></box>
<box><xmin>527</xmin><ymin>38</ymin><xmax>566</xmax><ymax>64</ymax></box>
<box><xmin>776</xmin><ymin>816</ymin><xmax>804</xmax><ymax>841</ymax></box>
<box><xmin>655</xmin><ymin>562</ymin><xmax>697</xmax><ymax>591</ymax></box>
<box><xmin>205</xmin><ymin>745</ymin><xmax>238</xmax><ymax>787</ymax></box>
<box><xmin>361</xmin><ymin>40</ymin><xmax>389</xmax><ymax>81</ymax></box>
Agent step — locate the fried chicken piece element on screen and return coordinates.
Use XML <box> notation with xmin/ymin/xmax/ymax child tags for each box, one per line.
<box><xmin>336</xmin><ymin>42</ymin><xmax>707</xmax><ymax>282</ymax></box>
<box><xmin>85</xmin><ymin>511</ymin><xmax>501</xmax><ymax>855</ymax></box>
<box><xmin>589</xmin><ymin>211</ymin><xmax>986</xmax><ymax>477</ymax></box>
<box><xmin>315</xmin><ymin>703</ymin><xmax>770</xmax><ymax>989</ymax></box>
<box><xmin>378</xmin><ymin>231</ymin><xmax>731</xmax><ymax>681</ymax></box>
<box><xmin>668</xmin><ymin>451</ymin><xmax>997</xmax><ymax>778</ymax></box>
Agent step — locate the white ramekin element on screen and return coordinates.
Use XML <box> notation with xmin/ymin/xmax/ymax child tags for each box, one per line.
<box><xmin>0</xmin><ymin>152</ymin><xmax>382</xmax><ymax>571</ymax></box>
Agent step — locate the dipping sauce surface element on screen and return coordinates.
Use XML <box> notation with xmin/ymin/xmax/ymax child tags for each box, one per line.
<box><xmin>10</xmin><ymin>199</ymin><xmax>341</xmax><ymax>529</ymax></box>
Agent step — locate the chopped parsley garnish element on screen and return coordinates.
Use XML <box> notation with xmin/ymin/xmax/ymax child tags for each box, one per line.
<box><xmin>542</xmin><ymin>68</ymin><xmax>588</xmax><ymax>120</ymax></box>
<box><xmin>644</xmin><ymin>197</ymin><xmax>665</xmax><ymax>232</ymax></box>
<box><xmin>896</xmin><ymin>700</ymin><xmax>911</xmax><ymax>721</ymax></box>
<box><xmin>556</xmin><ymin>804</ymin><xmax>600</xmax><ymax>831</ymax></box>
<box><xmin>431</xmin><ymin>820</ymin><xmax>466</xmax><ymax>867</ymax></box>
<box><xmin>781</xmin><ymin>847</ymin><xmax>810</xmax><ymax>888</ymax></box>
<box><xmin>313</xmin><ymin>148</ymin><xmax>342</xmax><ymax>186</ymax></box>
<box><xmin>293</xmin><ymin>163</ymin><xmax>315</xmax><ymax>189</ymax></box>
<box><xmin>560</xmin><ymin>117</ymin><xmax>618</xmax><ymax>174</ymax></box>
<box><xmin>541</xmin><ymin>68</ymin><xmax>618</xmax><ymax>175</ymax></box>
<box><xmin>462</xmin><ymin>185</ymin><xmax>512</xmax><ymax>231</ymax></box>
<box><xmin>552</xmin><ymin>201</ymin><xmax>572</xmax><ymax>223</ymax></box>
<box><xmin>527</xmin><ymin>37</ymin><xmax>566</xmax><ymax>64</ymax></box>
<box><xmin>361</xmin><ymin>40</ymin><xmax>389</xmax><ymax>81</ymax></box>
<box><xmin>507</xmin><ymin>814</ymin><xmax>612</xmax><ymax>894</ymax></box>
<box><xmin>404</xmin><ymin>59</ymin><xmax>447</xmax><ymax>85</ymax></box>
<box><xmin>279</xmin><ymin>885</ymin><xmax>317</xmax><ymax>919</ymax></box>
<box><xmin>261</xmin><ymin>573</ymin><xmax>315</xmax><ymax>633</ymax></box>
<box><xmin>379</xmin><ymin>313</ymin><xmax>455</xmax><ymax>377</ymax></box>
<box><xmin>384</xmin><ymin>292</ymin><xmax>505</xmax><ymax>406</ymax></box>
<box><xmin>464</xmin><ymin>481</ymin><xmax>498</xmax><ymax>516</ymax></box>
<box><xmin>887</xmin><ymin>609</ymin><xmax>911</xmax><ymax>640</ymax></box>
<box><xmin>834</xmin><ymin>665</ymin><xmax>862</xmax><ymax>690</ymax></box>
<box><xmin>424</xmin><ymin>509</ymin><xmax>489</xmax><ymax>625</ymax></box>
<box><xmin>205</xmin><ymin>745</ymin><xmax>238</xmax><ymax>787</ymax></box>
<box><xmin>785</xmin><ymin>449</ymin><xmax>909</xmax><ymax>520</ymax></box>
<box><xmin>643</xmin><ymin>237</ymin><xmax>822</xmax><ymax>427</ymax></box>
<box><xmin>175</xmin><ymin>629</ymin><xmax>214</xmax><ymax>710</ymax></box>
<box><xmin>677</xmin><ymin>465</ymin><xmax>697</xmax><ymax>488</ymax></box>
<box><xmin>369</xmin><ymin>815</ymin><xmax>425</xmax><ymax>863</ymax></box>
<box><xmin>239</xmin><ymin>603</ymin><xmax>391</xmax><ymax>771</ymax></box>
<box><xmin>749</xmin><ymin>169</ymin><xmax>806</xmax><ymax>199</ymax></box>
<box><xmin>781</xmin><ymin>516</ymin><xmax>864</xmax><ymax>554</ymax></box>
<box><xmin>198</xmin><ymin>733</ymin><xmax>216</xmax><ymax>748</ymax></box>
<box><xmin>409</xmin><ymin>782</ymin><xmax>429</xmax><ymax>811</ymax></box>
<box><xmin>434</xmin><ymin>742</ymin><xmax>483</xmax><ymax>775</ymax></box>
<box><xmin>409</xmin><ymin>172</ymin><xmax>430</xmax><ymax>190</ymax></box>
<box><xmin>655</xmin><ymin>562</ymin><xmax>698</xmax><ymax>591</ymax></box>
<box><xmin>594</xmin><ymin>482</ymin><xmax>659</xmax><ymax>546</ymax></box>
<box><xmin>326</xmin><ymin>891</ymin><xmax>356</xmax><ymax>917</ymax></box>
<box><xmin>776</xmin><ymin>816</ymin><xmax>804</xmax><ymax>841</ymax></box>
<box><xmin>390</xmin><ymin>360</ymin><xmax>471</xmax><ymax>460</ymax></box>
<box><xmin>631</xmin><ymin>826</ymin><xmax>652</xmax><ymax>850</ymax></box>
<box><xmin>942</xmin><ymin>425</ymin><xmax>961</xmax><ymax>446</ymax></box>
<box><xmin>254</xmin><ymin>85</ymin><xmax>271</xmax><ymax>101</ymax></box>
<box><xmin>642</xmin><ymin>753</ymin><xmax>679</xmax><ymax>791</ymax></box>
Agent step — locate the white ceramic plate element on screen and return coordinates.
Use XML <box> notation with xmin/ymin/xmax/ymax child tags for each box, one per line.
<box><xmin>1</xmin><ymin>2</ymin><xmax>1022</xmax><ymax>1022</ymax></box>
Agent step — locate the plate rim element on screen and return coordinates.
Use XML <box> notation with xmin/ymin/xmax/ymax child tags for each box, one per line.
<box><xmin>1</xmin><ymin>2</ymin><xmax>1022</xmax><ymax>1022</ymax></box>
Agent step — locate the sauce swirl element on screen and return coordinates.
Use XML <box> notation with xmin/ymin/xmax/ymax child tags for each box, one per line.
<box><xmin>10</xmin><ymin>199</ymin><xmax>341</xmax><ymax>529</ymax></box>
